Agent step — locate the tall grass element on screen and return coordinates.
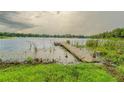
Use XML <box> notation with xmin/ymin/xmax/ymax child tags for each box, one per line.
<box><xmin>86</xmin><ymin>39</ymin><xmax>124</xmax><ymax>49</ymax></box>
<box><xmin>85</xmin><ymin>39</ymin><xmax>124</xmax><ymax>64</ymax></box>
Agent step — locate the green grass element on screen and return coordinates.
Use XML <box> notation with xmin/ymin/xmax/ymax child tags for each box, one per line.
<box><xmin>117</xmin><ymin>64</ymin><xmax>124</xmax><ymax>74</ymax></box>
<box><xmin>0</xmin><ymin>36</ymin><xmax>15</xmax><ymax>39</ymax></box>
<box><xmin>0</xmin><ymin>63</ymin><xmax>116</xmax><ymax>82</ymax></box>
<box><xmin>85</xmin><ymin>39</ymin><xmax>124</xmax><ymax>64</ymax></box>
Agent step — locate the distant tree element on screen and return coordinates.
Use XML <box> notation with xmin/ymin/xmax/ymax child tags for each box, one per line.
<box><xmin>90</xmin><ymin>28</ymin><xmax>124</xmax><ymax>38</ymax></box>
<box><xmin>0</xmin><ymin>32</ymin><xmax>86</xmax><ymax>38</ymax></box>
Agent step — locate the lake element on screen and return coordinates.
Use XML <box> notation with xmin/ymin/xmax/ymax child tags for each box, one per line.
<box><xmin>0</xmin><ymin>37</ymin><xmax>88</xmax><ymax>64</ymax></box>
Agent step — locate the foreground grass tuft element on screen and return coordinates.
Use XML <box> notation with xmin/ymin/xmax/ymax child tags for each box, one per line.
<box><xmin>0</xmin><ymin>63</ymin><xmax>116</xmax><ymax>82</ymax></box>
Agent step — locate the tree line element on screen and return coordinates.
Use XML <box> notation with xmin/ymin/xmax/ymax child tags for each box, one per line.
<box><xmin>0</xmin><ymin>32</ymin><xmax>86</xmax><ymax>38</ymax></box>
<box><xmin>90</xmin><ymin>28</ymin><xmax>124</xmax><ymax>38</ymax></box>
<box><xmin>1</xmin><ymin>28</ymin><xmax>124</xmax><ymax>39</ymax></box>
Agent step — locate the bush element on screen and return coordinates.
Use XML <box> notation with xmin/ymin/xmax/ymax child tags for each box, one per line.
<box><xmin>26</xmin><ymin>56</ymin><xmax>33</xmax><ymax>63</ymax></box>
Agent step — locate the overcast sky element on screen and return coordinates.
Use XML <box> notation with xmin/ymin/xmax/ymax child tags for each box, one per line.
<box><xmin>0</xmin><ymin>11</ymin><xmax>124</xmax><ymax>35</ymax></box>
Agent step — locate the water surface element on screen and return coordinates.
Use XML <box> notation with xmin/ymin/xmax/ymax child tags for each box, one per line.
<box><xmin>0</xmin><ymin>37</ymin><xmax>88</xmax><ymax>64</ymax></box>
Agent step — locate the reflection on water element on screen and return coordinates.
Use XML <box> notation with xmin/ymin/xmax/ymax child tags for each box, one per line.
<box><xmin>0</xmin><ymin>37</ymin><xmax>88</xmax><ymax>64</ymax></box>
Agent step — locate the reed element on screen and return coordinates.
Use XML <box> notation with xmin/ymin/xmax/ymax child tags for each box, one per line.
<box><xmin>28</xmin><ymin>41</ymin><xmax>38</xmax><ymax>58</ymax></box>
<box><xmin>85</xmin><ymin>39</ymin><xmax>124</xmax><ymax>64</ymax></box>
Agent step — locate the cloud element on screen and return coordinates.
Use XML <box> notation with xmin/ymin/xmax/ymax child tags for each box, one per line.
<box><xmin>0</xmin><ymin>11</ymin><xmax>34</xmax><ymax>32</ymax></box>
<box><xmin>0</xmin><ymin>11</ymin><xmax>124</xmax><ymax>35</ymax></box>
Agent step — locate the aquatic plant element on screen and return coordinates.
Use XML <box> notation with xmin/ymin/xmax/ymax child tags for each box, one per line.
<box><xmin>0</xmin><ymin>58</ymin><xmax>2</xmax><ymax>63</ymax></box>
<box><xmin>66</xmin><ymin>40</ymin><xmax>70</xmax><ymax>44</ymax></box>
<box><xmin>28</xmin><ymin>41</ymin><xmax>38</xmax><ymax>58</ymax></box>
<box><xmin>86</xmin><ymin>40</ymin><xmax>99</xmax><ymax>48</ymax></box>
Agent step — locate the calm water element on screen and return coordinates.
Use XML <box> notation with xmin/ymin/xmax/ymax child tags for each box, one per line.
<box><xmin>0</xmin><ymin>37</ymin><xmax>88</xmax><ymax>64</ymax></box>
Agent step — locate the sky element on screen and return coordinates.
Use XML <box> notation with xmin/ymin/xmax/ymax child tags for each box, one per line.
<box><xmin>0</xmin><ymin>11</ymin><xmax>124</xmax><ymax>35</ymax></box>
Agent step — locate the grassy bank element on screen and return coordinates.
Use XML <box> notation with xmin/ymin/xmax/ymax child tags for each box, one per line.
<box><xmin>0</xmin><ymin>63</ymin><xmax>116</xmax><ymax>82</ymax></box>
<box><xmin>73</xmin><ymin>39</ymin><xmax>124</xmax><ymax>81</ymax></box>
<box><xmin>85</xmin><ymin>39</ymin><xmax>124</xmax><ymax>64</ymax></box>
<box><xmin>0</xmin><ymin>36</ymin><xmax>15</xmax><ymax>39</ymax></box>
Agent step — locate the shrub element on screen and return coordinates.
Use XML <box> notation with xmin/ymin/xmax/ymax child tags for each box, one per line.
<box><xmin>26</xmin><ymin>56</ymin><xmax>33</xmax><ymax>63</ymax></box>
